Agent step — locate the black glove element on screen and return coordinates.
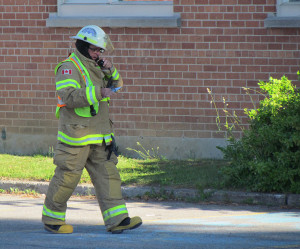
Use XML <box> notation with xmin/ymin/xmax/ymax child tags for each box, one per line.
<box><xmin>105</xmin><ymin>136</ymin><xmax>119</xmax><ymax>160</ymax></box>
<box><xmin>97</xmin><ymin>59</ymin><xmax>104</xmax><ymax>68</ymax></box>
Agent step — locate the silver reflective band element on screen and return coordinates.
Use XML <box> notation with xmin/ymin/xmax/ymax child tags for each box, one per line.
<box><xmin>56</xmin><ymin>81</ymin><xmax>79</xmax><ymax>90</ymax></box>
<box><xmin>103</xmin><ymin>206</ymin><xmax>128</xmax><ymax>221</ymax></box>
<box><xmin>42</xmin><ymin>206</ymin><xmax>65</xmax><ymax>220</ymax></box>
<box><xmin>88</xmin><ymin>86</ymin><xmax>97</xmax><ymax>104</ymax></box>
<box><xmin>58</xmin><ymin>133</ymin><xmax>103</xmax><ymax>144</ymax></box>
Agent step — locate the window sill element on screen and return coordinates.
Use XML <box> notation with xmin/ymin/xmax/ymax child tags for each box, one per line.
<box><xmin>46</xmin><ymin>13</ymin><xmax>181</xmax><ymax>28</ymax></box>
<box><xmin>264</xmin><ymin>15</ymin><xmax>300</xmax><ymax>28</ymax></box>
<box><xmin>46</xmin><ymin>1</ymin><xmax>181</xmax><ymax>28</ymax></box>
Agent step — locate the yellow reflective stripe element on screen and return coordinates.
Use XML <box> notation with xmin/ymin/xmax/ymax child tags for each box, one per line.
<box><xmin>54</xmin><ymin>61</ymin><xmax>67</xmax><ymax>75</ymax></box>
<box><xmin>71</xmin><ymin>53</ymin><xmax>92</xmax><ymax>87</ymax></box>
<box><xmin>103</xmin><ymin>205</ymin><xmax>128</xmax><ymax>222</ymax></box>
<box><xmin>104</xmin><ymin>135</ymin><xmax>113</xmax><ymax>144</ymax></box>
<box><xmin>56</xmin><ymin>79</ymin><xmax>80</xmax><ymax>90</ymax></box>
<box><xmin>42</xmin><ymin>205</ymin><xmax>65</xmax><ymax>221</ymax></box>
<box><xmin>111</xmin><ymin>68</ymin><xmax>119</xmax><ymax>80</ymax></box>
<box><xmin>101</xmin><ymin>97</ymin><xmax>110</xmax><ymax>102</ymax></box>
<box><xmin>86</xmin><ymin>86</ymin><xmax>97</xmax><ymax>105</ymax></box>
<box><xmin>55</xmin><ymin>53</ymin><xmax>104</xmax><ymax>118</ymax></box>
<box><xmin>78</xmin><ymin>33</ymin><xmax>97</xmax><ymax>46</ymax></box>
<box><xmin>58</xmin><ymin>131</ymin><xmax>114</xmax><ymax>146</ymax></box>
<box><xmin>92</xmin><ymin>87</ymin><xmax>97</xmax><ymax>103</ymax></box>
<box><xmin>55</xmin><ymin>106</ymin><xmax>60</xmax><ymax>119</ymax></box>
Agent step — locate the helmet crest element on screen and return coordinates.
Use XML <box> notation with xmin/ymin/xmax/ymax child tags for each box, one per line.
<box><xmin>81</xmin><ymin>27</ymin><xmax>97</xmax><ymax>38</ymax></box>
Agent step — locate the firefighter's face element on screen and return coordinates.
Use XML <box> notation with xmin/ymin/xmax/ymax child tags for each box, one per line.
<box><xmin>88</xmin><ymin>45</ymin><xmax>104</xmax><ymax>60</ymax></box>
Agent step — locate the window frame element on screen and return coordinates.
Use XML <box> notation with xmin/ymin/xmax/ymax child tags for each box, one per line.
<box><xmin>264</xmin><ymin>0</ymin><xmax>300</xmax><ymax>28</ymax></box>
<box><xmin>277</xmin><ymin>0</ymin><xmax>300</xmax><ymax>17</ymax></box>
<box><xmin>46</xmin><ymin>0</ymin><xmax>181</xmax><ymax>28</ymax></box>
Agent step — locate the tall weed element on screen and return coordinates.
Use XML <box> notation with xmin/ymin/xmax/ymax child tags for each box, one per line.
<box><xmin>214</xmin><ymin>75</ymin><xmax>300</xmax><ymax>193</ymax></box>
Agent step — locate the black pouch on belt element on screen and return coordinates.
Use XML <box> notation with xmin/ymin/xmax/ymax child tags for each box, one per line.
<box><xmin>105</xmin><ymin>135</ymin><xmax>119</xmax><ymax>160</ymax></box>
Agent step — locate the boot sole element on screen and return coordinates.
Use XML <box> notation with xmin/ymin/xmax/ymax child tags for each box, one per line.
<box><xmin>111</xmin><ymin>221</ymin><xmax>142</xmax><ymax>234</ymax></box>
<box><xmin>44</xmin><ymin>224</ymin><xmax>73</xmax><ymax>234</ymax></box>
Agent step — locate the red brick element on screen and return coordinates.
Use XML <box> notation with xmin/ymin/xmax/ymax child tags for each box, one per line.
<box><xmin>1</xmin><ymin>0</ymin><xmax>300</xmax><ymax>141</ymax></box>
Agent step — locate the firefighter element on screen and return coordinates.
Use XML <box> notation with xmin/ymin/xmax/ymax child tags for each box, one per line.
<box><xmin>42</xmin><ymin>25</ymin><xmax>142</xmax><ymax>234</ymax></box>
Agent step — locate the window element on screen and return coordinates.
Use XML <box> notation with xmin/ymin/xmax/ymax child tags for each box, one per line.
<box><xmin>264</xmin><ymin>0</ymin><xmax>300</xmax><ymax>28</ymax></box>
<box><xmin>46</xmin><ymin>0</ymin><xmax>181</xmax><ymax>28</ymax></box>
<box><xmin>277</xmin><ymin>0</ymin><xmax>300</xmax><ymax>17</ymax></box>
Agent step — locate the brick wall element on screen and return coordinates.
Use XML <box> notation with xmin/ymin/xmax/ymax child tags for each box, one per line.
<box><xmin>0</xmin><ymin>0</ymin><xmax>300</xmax><ymax>158</ymax></box>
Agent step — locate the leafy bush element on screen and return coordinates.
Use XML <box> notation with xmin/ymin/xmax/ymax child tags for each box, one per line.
<box><xmin>218</xmin><ymin>75</ymin><xmax>300</xmax><ymax>193</ymax></box>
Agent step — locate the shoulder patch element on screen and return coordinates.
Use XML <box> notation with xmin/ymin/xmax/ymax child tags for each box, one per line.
<box><xmin>62</xmin><ymin>69</ymin><xmax>72</xmax><ymax>75</ymax></box>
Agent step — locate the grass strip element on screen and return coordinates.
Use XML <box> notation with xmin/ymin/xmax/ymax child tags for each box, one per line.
<box><xmin>0</xmin><ymin>154</ymin><xmax>228</xmax><ymax>190</ymax></box>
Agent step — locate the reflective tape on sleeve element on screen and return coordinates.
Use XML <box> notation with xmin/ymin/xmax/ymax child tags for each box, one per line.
<box><xmin>111</xmin><ymin>68</ymin><xmax>119</xmax><ymax>80</ymax></box>
<box><xmin>56</xmin><ymin>79</ymin><xmax>80</xmax><ymax>90</ymax></box>
<box><xmin>101</xmin><ymin>97</ymin><xmax>110</xmax><ymax>102</ymax></box>
<box><xmin>57</xmin><ymin>96</ymin><xmax>66</xmax><ymax>107</ymax></box>
<box><xmin>104</xmin><ymin>134</ymin><xmax>113</xmax><ymax>144</ymax></box>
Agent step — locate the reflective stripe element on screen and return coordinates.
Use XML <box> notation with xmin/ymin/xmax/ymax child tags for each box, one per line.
<box><xmin>56</xmin><ymin>79</ymin><xmax>80</xmax><ymax>90</ymax></box>
<box><xmin>55</xmin><ymin>106</ymin><xmax>61</xmax><ymax>119</ymax></box>
<box><xmin>70</xmin><ymin>54</ymin><xmax>91</xmax><ymax>86</ymax></box>
<box><xmin>111</xmin><ymin>68</ymin><xmax>119</xmax><ymax>80</ymax></box>
<box><xmin>42</xmin><ymin>205</ymin><xmax>65</xmax><ymax>221</ymax></box>
<box><xmin>57</xmin><ymin>131</ymin><xmax>114</xmax><ymax>146</ymax></box>
<box><xmin>86</xmin><ymin>86</ymin><xmax>97</xmax><ymax>105</ymax></box>
<box><xmin>69</xmin><ymin>58</ymin><xmax>84</xmax><ymax>75</ymax></box>
<box><xmin>104</xmin><ymin>134</ymin><xmax>112</xmax><ymax>144</ymax></box>
<box><xmin>70</xmin><ymin>57</ymin><xmax>90</xmax><ymax>86</ymax></box>
<box><xmin>55</xmin><ymin>79</ymin><xmax>79</xmax><ymax>110</ymax></box>
<box><xmin>103</xmin><ymin>205</ymin><xmax>128</xmax><ymax>222</ymax></box>
<box><xmin>55</xmin><ymin>53</ymin><xmax>110</xmax><ymax>120</ymax></box>
<box><xmin>55</xmin><ymin>53</ymin><xmax>99</xmax><ymax>118</ymax></box>
<box><xmin>57</xmin><ymin>96</ymin><xmax>66</xmax><ymax>107</ymax></box>
<box><xmin>69</xmin><ymin>54</ymin><xmax>98</xmax><ymax>106</ymax></box>
<box><xmin>78</xmin><ymin>33</ymin><xmax>97</xmax><ymax>45</ymax></box>
<box><xmin>56</xmin><ymin>96</ymin><xmax>66</xmax><ymax>119</ymax></box>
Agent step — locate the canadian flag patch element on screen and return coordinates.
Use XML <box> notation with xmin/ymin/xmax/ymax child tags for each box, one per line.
<box><xmin>62</xmin><ymin>69</ymin><xmax>72</xmax><ymax>75</ymax></box>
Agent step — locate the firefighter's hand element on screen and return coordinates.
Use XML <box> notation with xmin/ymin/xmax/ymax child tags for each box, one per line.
<box><xmin>101</xmin><ymin>58</ymin><xmax>112</xmax><ymax>69</ymax></box>
<box><xmin>101</xmin><ymin>88</ymin><xmax>115</xmax><ymax>98</ymax></box>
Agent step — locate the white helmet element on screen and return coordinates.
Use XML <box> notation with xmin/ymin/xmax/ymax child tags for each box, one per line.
<box><xmin>71</xmin><ymin>25</ymin><xmax>114</xmax><ymax>52</ymax></box>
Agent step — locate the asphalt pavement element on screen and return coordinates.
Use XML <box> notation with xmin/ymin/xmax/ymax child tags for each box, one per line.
<box><xmin>1</xmin><ymin>194</ymin><xmax>300</xmax><ymax>249</ymax></box>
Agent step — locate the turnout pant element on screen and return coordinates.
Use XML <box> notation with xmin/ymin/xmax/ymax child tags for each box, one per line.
<box><xmin>42</xmin><ymin>143</ymin><xmax>128</xmax><ymax>231</ymax></box>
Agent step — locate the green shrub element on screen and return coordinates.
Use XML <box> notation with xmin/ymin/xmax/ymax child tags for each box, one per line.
<box><xmin>218</xmin><ymin>75</ymin><xmax>300</xmax><ymax>193</ymax></box>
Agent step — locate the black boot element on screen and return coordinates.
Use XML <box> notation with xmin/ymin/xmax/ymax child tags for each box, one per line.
<box><xmin>44</xmin><ymin>224</ymin><xmax>73</xmax><ymax>234</ymax></box>
<box><xmin>110</xmin><ymin>217</ymin><xmax>142</xmax><ymax>234</ymax></box>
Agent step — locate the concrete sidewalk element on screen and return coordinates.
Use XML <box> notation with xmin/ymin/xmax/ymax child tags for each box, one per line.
<box><xmin>1</xmin><ymin>179</ymin><xmax>300</xmax><ymax>208</ymax></box>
